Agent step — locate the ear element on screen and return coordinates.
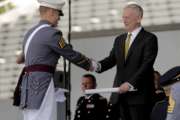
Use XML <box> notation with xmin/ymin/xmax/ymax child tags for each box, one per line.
<box><xmin>137</xmin><ymin>17</ymin><xmax>142</xmax><ymax>24</ymax></box>
<box><xmin>138</xmin><ymin>15</ymin><xmax>142</xmax><ymax>22</ymax></box>
<box><xmin>48</xmin><ymin>8</ymin><xmax>54</xmax><ymax>16</ymax></box>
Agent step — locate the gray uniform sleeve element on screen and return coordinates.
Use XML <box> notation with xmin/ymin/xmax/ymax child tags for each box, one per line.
<box><xmin>46</xmin><ymin>30</ymin><xmax>91</xmax><ymax>71</ymax></box>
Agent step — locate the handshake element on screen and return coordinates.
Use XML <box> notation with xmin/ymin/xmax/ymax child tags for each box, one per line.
<box><xmin>89</xmin><ymin>59</ymin><xmax>101</xmax><ymax>72</ymax></box>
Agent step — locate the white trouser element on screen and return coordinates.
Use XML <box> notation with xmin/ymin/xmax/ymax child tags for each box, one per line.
<box><xmin>22</xmin><ymin>80</ymin><xmax>56</xmax><ymax>120</ymax></box>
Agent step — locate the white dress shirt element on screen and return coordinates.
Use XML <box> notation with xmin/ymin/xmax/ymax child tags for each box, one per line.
<box><xmin>128</xmin><ymin>26</ymin><xmax>142</xmax><ymax>48</ymax></box>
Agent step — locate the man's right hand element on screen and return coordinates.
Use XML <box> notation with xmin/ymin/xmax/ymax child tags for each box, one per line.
<box><xmin>118</xmin><ymin>82</ymin><xmax>130</xmax><ymax>94</ymax></box>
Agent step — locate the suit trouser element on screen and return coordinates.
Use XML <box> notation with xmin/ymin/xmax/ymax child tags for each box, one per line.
<box><xmin>111</xmin><ymin>101</ymin><xmax>152</xmax><ymax>120</ymax></box>
<box><xmin>22</xmin><ymin>80</ymin><xmax>56</xmax><ymax>120</ymax></box>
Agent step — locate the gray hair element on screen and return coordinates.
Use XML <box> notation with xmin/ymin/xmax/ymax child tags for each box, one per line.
<box><xmin>124</xmin><ymin>3</ymin><xmax>143</xmax><ymax>18</ymax></box>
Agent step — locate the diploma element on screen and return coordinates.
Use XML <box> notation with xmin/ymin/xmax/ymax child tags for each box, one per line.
<box><xmin>85</xmin><ymin>87</ymin><xmax>137</xmax><ymax>94</ymax></box>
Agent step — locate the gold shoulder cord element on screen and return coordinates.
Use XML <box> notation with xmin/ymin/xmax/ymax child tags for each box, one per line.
<box><xmin>59</xmin><ymin>37</ymin><xmax>65</xmax><ymax>48</ymax></box>
<box><xmin>168</xmin><ymin>93</ymin><xmax>176</xmax><ymax>113</ymax></box>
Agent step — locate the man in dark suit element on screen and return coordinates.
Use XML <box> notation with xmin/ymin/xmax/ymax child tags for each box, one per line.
<box><xmin>95</xmin><ymin>2</ymin><xmax>158</xmax><ymax>120</ymax></box>
<box><xmin>74</xmin><ymin>74</ymin><xmax>107</xmax><ymax>120</ymax></box>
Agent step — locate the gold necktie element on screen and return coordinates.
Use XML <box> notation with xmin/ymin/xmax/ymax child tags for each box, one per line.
<box><xmin>125</xmin><ymin>33</ymin><xmax>132</xmax><ymax>59</ymax></box>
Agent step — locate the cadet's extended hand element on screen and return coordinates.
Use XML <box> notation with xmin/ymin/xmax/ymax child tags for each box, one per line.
<box><xmin>89</xmin><ymin>59</ymin><xmax>101</xmax><ymax>72</ymax></box>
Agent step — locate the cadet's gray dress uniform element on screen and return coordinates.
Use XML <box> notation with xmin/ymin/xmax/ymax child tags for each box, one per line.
<box><xmin>160</xmin><ymin>66</ymin><xmax>180</xmax><ymax>120</ymax></box>
<box><xmin>19</xmin><ymin>19</ymin><xmax>91</xmax><ymax>108</ymax></box>
<box><xmin>166</xmin><ymin>82</ymin><xmax>180</xmax><ymax>120</ymax></box>
<box><xmin>13</xmin><ymin>18</ymin><xmax>92</xmax><ymax>120</ymax></box>
<box><xmin>13</xmin><ymin>0</ymin><xmax>93</xmax><ymax>119</ymax></box>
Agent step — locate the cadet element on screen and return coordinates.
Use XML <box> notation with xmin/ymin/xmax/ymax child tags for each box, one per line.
<box><xmin>13</xmin><ymin>0</ymin><xmax>95</xmax><ymax>120</ymax></box>
<box><xmin>153</xmin><ymin>71</ymin><xmax>166</xmax><ymax>103</ymax></box>
<box><xmin>160</xmin><ymin>66</ymin><xmax>180</xmax><ymax>120</ymax></box>
<box><xmin>74</xmin><ymin>74</ymin><xmax>108</xmax><ymax>120</ymax></box>
<box><xmin>151</xmin><ymin>71</ymin><xmax>167</xmax><ymax>120</ymax></box>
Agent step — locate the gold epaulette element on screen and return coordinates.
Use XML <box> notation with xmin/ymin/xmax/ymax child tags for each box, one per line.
<box><xmin>167</xmin><ymin>93</ymin><xmax>176</xmax><ymax>113</ymax></box>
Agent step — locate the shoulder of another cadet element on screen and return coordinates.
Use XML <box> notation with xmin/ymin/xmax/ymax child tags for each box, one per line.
<box><xmin>77</xmin><ymin>96</ymin><xmax>85</xmax><ymax>104</ymax></box>
<box><xmin>93</xmin><ymin>94</ymin><xmax>107</xmax><ymax>102</ymax></box>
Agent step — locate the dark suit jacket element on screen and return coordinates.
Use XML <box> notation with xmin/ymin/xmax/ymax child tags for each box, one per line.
<box><xmin>99</xmin><ymin>28</ymin><xmax>158</xmax><ymax>105</ymax></box>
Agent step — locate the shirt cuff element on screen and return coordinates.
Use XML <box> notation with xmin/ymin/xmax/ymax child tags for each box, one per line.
<box><xmin>127</xmin><ymin>82</ymin><xmax>137</xmax><ymax>91</ymax></box>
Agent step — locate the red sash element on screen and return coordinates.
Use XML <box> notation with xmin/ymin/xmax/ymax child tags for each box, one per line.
<box><xmin>13</xmin><ymin>64</ymin><xmax>55</xmax><ymax>106</ymax></box>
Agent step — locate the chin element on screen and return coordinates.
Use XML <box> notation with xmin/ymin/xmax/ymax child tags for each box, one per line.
<box><xmin>126</xmin><ymin>27</ymin><xmax>133</xmax><ymax>32</ymax></box>
<box><xmin>124</xmin><ymin>27</ymin><xmax>129</xmax><ymax>31</ymax></box>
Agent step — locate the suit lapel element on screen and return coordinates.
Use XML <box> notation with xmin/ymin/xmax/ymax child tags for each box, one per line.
<box><xmin>126</xmin><ymin>28</ymin><xmax>145</xmax><ymax>60</ymax></box>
